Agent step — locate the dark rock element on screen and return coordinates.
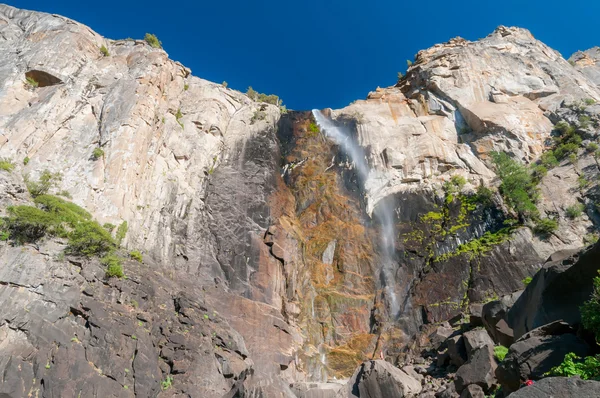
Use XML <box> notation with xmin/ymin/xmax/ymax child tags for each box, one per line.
<box><xmin>463</xmin><ymin>329</ymin><xmax>495</xmax><ymax>360</ymax></box>
<box><xmin>447</xmin><ymin>335</ymin><xmax>468</xmax><ymax>367</ymax></box>
<box><xmin>482</xmin><ymin>290</ymin><xmax>522</xmax><ymax>346</ymax></box>
<box><xmin>468</xmin><ymin>303</ymin><xmax>484</xmax><ymax>327</ymax></box>
<box><xmin>455</xmin><ymin>345</ymin><xmax>497</xmax><ymax>393</ymax></box>
<box><xmin>460</xmin><ymin>384</ymin><xmax>485</xmax><ymax>398</ymax></box>
<box><xmin>437</xmin><ymin>349</ymin><xmax>451</xmax><ymax>367</ymax></box>
<box><xmin>429</xmin><ymin>322</ymin><xmax>455</xmax><ymax>349</ymax></box>
<box><xmin>338</xmin><ymin>360</ymin><xmax>422</xmax><ymax>397</ymax></box>
<box><xmin>435</xmin><ymin>383</ymin><xmax>459</xmax><ymax>398</ymax></box>
<box><xmin>495</xmin><ymin>321</ymin><xmax>590</xmax><ymax>394</ymax></box>
<box><xmin>507</xmin><ymin>376</ymin><xmax>600</xmax><ymax>398</ymax></box>
<box><xmin>507</xmin><ymin>244</ymin><xmax>600</xmax><ymax>339</ymax></box>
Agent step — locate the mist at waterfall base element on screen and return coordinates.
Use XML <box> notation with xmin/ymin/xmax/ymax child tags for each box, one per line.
<box><xmin>312</xmin><ymin>110</ymin><xmax>400</xmax><ymax>319</ymax></box>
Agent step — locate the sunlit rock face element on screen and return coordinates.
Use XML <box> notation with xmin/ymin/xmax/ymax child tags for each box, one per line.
<box><xmin>1</xmin><ymin>5</ymin><xmax>600</xmax><ymax>395</ymax></box>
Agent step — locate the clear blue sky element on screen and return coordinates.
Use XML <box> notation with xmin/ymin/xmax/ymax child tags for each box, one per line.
<box><xmin>5</xmin><ymin>1</ymin><xmax>600</xmax><ymax>110</ymax></box>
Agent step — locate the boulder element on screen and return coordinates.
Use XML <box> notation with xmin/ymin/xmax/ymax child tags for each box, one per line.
<box><xmin>429</xmin><ymin>322</ymin><xmax>455</xmax><ymax>349</ymax></box>
<box><xmin>482</xmin><ymin>290</ymin><xmax>522</xmax><ymax>346</ymax></box>
<box><xmin>507</xmin><ymin>244</ymin><xmax>600</xmax><ymax>339</ymax></box>
<box><xmin>337</xmin><ymin>360</ymin><xmax>422</xmax><ymax>398</ymax></box>
<box><xmin>495</xmin><ymin>321</ymin><xmax>590</xmax><ymax>394</ymax></box>
<box><xmin>454</xmin><ymin>345</ymin><xmax>497</xmax><ymax>393</ymax></box>
<box><xmin>468</xmin><ymin>303</ymin><xmax>484</xmax><ymax>327</ymax></box>
<box><xmin>462</xmin><ymin>329</ymin><xmax>495</xmax><ymax>360</ymax></box>
<box><xmin>447</xmin><ymin>335</ymin><xmax>468</xmax><ymax>367</ymax></box>
<box><xmin>291</xmin><ymin>382</ymin><xmax>344</xmax><ymax>398</ymax></box>
<box><xmin>508</xmin><ymin>376</ymin><xmax>600</xmax><ymax>398</ymax></box>
<box><xmin>460</xmin><ymin>384</ymin><xmax>485</xmax><ymax>398</ymax></box>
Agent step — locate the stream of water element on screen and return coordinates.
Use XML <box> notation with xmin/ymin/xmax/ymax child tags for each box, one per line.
<box><xmin>312</xmin><ymin>110</ymin><xmax>399</xmax><ymax>318</ymax></box>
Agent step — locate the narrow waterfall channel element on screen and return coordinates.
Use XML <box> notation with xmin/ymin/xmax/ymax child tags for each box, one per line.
<box><xmin>312</xmin><ymin>110</ymin><xmax>400</xmax><ymax>318</ymax></box>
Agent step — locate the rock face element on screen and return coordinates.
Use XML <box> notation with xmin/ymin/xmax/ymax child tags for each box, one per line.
<box><xmin>507</xmin><ymin>245</ymin><xmax>600</xmax><ymax>339</ymax></box>
<box><xmin>495</xmin><ymin>322</ymin><xmax>590</xmax><ymax>394</ymax></box>
<box><xmin>1</xmin><ymin>4</ymin><xmax>600</xmax><ymax>396</ymax></box>
<box><xmin>482</xmin><ymin>291</ymin><xmax>522</xmax><ymax>346</ymax></box>
<box><xmin>508</xmin><ymin>376</ymin><xmax>600</xmax><ymax>398</ymax></box>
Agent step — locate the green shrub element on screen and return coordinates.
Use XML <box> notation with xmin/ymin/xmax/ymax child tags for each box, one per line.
<box><xmin>5</xmin><ymin>205</ymin><xmax>63</xmax><ymax>243</ymax></box>
<box><xmin>129</xmin><ymin>250</ymin><xmax>143</xmax><ymax>262</ymax></box>
<box><xmin>103</xmin><ymin>223</ymin><xmax>116</xmax><ymax>232</ymax></box>
<box><xmin>491</xmin><ymin>152</ymin><xmax>539</xmax><ymax>219</ymax></box>
<box><xmin>222</xmin><ymin>81</ymin><xmax>228</xmax><ymax>88</ymax></box>
<box><xmin>546</xmin><ymin>352</ymin><xmax>600</xmax><ymax>380</ymax></box>
<box><xmin>92</xmin><ymin>148</ymin><xmax>104</xmax><ymax>160</ymax></box>
<box><xmin>175</xmin><ymin>109</ymin><xmax>183</xmax><ymax>128</ymax></box>
<box><xmin>68</xmin><ymin>221</ymin><xmax>115</xmax><ymax>256</ymax></box>
<box><xmin>0</xmin><ymin>158</ymin><xmax>15</xmax><ymax>172</ymax></box>
<box><xmin>588</xmin><ymin>142</ymin><xmax>599</xmax><ymax>152</ymax></box>
<box><xmin>25</xmin><ymin>170</ymin><xmax>62</xmax><ymax>198</ymax></box>
<box><xmin>102</xmin><ymin>254</ymin><xmax>124</xmax><ymax>278</ymax></box>
<box><xmin>397</xmin><ymin>72</ymin><xmax>404</xmax><ymax>81</ymax></box>
<box><xmin>251</xmin><ymin>110</ymin><xmax>266</xmax><ymax>124</ymax></box>
<box><xmin>161</xmin><ymin>376</ymin><xmax>173</xmax><ymax>390</ymax></box>
<box><xmin>116</xmin><ymin>221</ymin><xmax>128</xmax><ymax>247</ymax></box>
<box><xmin>584</xmin><ymin>99</ymin><xmax>596</xmax><ymax>105</ymax></box>
<box><xmin>522</xmin><ymin>276</ymin><xmax>533</xmax><ymax>286</ymax></box>
<box><xmin>144</xmin><ymin>33</ymin><xmax>162</xmax><ymax>49</ymax></box>
<box><xmin>23</xmin><ymin>157</ymin><xmax>30</xmax><ymax>165</ymax></box>
<box><xmin>581</xmin><ymin>271</ymin><xmax>600</xmax><ymax>342</ymax></box>
<box><xmin>579</xmin><ymin>175</ymin><xmax>589</xmax><ymax>190</ymax></box>
<box><xmin>245</xmin><ymin>86</ymin><xmax>281</xmax><ymax>105</ymax></box>
<box><xmin>34</xmin><ymin>195</ymin><xmax>92</xmax><ymax>224</ymax></box>
<box><xmin>566</xmin><ymin>203</ymin><xmax>585</xmax><ymax>219</ymax></box>
<box><xmin>0</xmin><ymin>230</ymin><xmax>9</xmax><ymax>241</ymax></box>
<box><xmin>473</xmin><ymin>184</ymin><xmax>494</xmax><ymax>206</ymax></box>
<box><xmin>100</xmin><ymin>45</ymin><xmax>109</xmax><ymax>57</ymax></box>
<box><xmin>540</xmin><ymin>151</ymin><xmax>559</xmax><ymax>168</ymax></box>
<box><xmin>184</xmin><ymin>84</ymin><xmax>189</xmax><ymax>91</ymax></box>
<box><xmin>443</xmin><ymin>175</ymin><xmax>467</xmax><ymax>194</ymax></box>
<box><xmin>308</xmin><ymin>122</ymin><xmax>319</xmax><ymax>135</ymax></box>
<box><xmin>533</xmin><ymin>217</ymin><xmax>558</xmax><ymax>236</ymax></box>
<box><xmin>25</xmin><ymin>76</ymin><xmax>38</xmax><ymax>88</ymax></box>
<box><xmin>584</xmin><ymin>233</ymin><xmax>599</xmax><ymax>245</ymax></box>
<box><xmin>530</xmin><ymin>164</ymin><xmax>547</xmax><ymax>182</ymax></box>
<box><xmin>406</xmin><ymin>59</ymin><xmax>413</xmax><ymax>68</ymax></box>
<box><xmin>494</xmin><ymin>346</ymin><xmax>509</xmax><ymax>362</ymax></box>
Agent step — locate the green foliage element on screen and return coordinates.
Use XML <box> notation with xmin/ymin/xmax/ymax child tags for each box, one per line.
<box><xmin>530</xmin><ymin>164</ymin><xmax>547</xmax><ymax>182</ymax></box>
<box><xmin>581</xmin><ymin>271</ymin><xmax>600</xmax><ymax>342</ymax></box>
<box><xmin>57</xmin><ymin>190</ymin><xmax>72</xmax><ymax>199</ymax></box>
<box><xmin>540</xmin><ymin>151</ymin><xmax>558</xmax><ymax>168</ymax></box>
<box><xmin>129</xmin><ymin>250</ymin><xmax>143</xmax><ymax>262</ymax></box>
<box><xmin>584</xmin><ymin>233</ymin><xmax>599</xmax><ymax>245</ymax></box>
<box><xmin>92</xmin><ymin>147</ymin><xmax>104</xmax><ymax>160</ymax></box>
<box><xmin>25</xmin><ymin>170</ymin><xmax>62</xmax><ymax>198</ymax></box>
<box><xmin>246</xmin><ymin>86</ymin><xmax>257</xmax><ymax>100</ymax></box>
<box><xmin>588</xmin><ymin>142</ymin><xmax>599</xmax><ymax>152</ymax></box>
<box><xmin>566</xmin><ymin>203</ymin><xmax>585</xmax><ymax>219</ymax></box>
<box><xmin>161</xmin><ymin>376</ymin><xmax>173</xmax><ymax>390</ymax></box>
<box><xmin>175</xmin><ymin>109</ymin><xmax>183</xmax><ymax>128</ymax></box>
<box><xmin>473</xmin><ymin>184</ymin><xmax>494</xmax><ymax>206</ymax></box>
<box><xmin>222</xmin><ymin>81</ymin><xmax>228</xmax><ymax>88</ymax></box>
<box><xmin>578</xmin><ymin>175</ymin><xmax>589</xmax><ymax>190</ymax></box>
<box><xmin>5</xmin><ymin>205</ymin><xmax>63</xmax><ymax>243</ymax></box>
<box><xmin>116</xmin><ymin>221</ymin><xmax>128</xmax><ymax>247</ymax></box>
<box><xmin>406</xmin><ymin>59</ymin><xmax>413</xmax><ymax>68</ymax></box>
<box><xmin>246</xmin><ymin>86</ymin><xmax>282</xmax><ymax>105</ymax></box>
<box><xmin>397</xmin><ymin>72</ymin><xmax>404</xmax><ymax>81</ymax></box>
<box><xmin>100</xmin><ymin>45</ymin><xmax>109</xmax><ymax>57</ymax></box>
<box><xmin>522</xmin><ymin>276</ymin><xmax>533</xmax><ymax>286</ymax></box>
<box><xmin>25</xmin><ymin>76</ymin><xmax>38</xmax><ymax>88</ymax></box>
<box><xmin>443</xmin><ymin>175</ymin><xmax>467</xmax><ymax>194</ymax></box>
<box><xmin>68</xmin><ymin>221</ymin><xmax>115</xmax><ymax>256</ymax></box>
<box><xmin>144</xmin><ymin>33</ymin><xmax>162</xmax><ymax>49</ymax></box>
<box><xmin>183</xmin><ymin>84</ymin><xmax>189</xmax><ymax>91</ymax></box>
<box><xmin>490</xmin><ymin>152</ymin><xmax>539</xmax><ymax>219</ymax></box>
<box><xmin>103</xmin><ymin>223</ymin><xmax>116</xmax><ymax>232</ymax></box>
<box><xmin>579</xmin><ymin>115</ymin><xmax>592</xmax><ymax>129</ymax></box>
<box><xmin>494</xmin><ymin>346</ymin><xmax>509</xmax><ymax>362</ymax></box>
<box><xmin>584</xmin><ymin>98</ymin><xmax>596</xmax><ymax>106</ymax></box>
<box><xmin>547</xmin><ymin>352</ymin><xmax>600</xmax><ymax>380</ymax></box>
<box><xmin>434</xmin><ymin>228</ymin><xmax>513</xmax><ymax>262</ymax></box>
<box><xmin>251</xmin><ymin>110</ymin><xmax>266</xmax><ymax>124</ymax></box>
<box><xmin>308</xmin><ymin>122</ymin><xmax>319</xmax><ymax>135</ymax></box>
<box><xmin>0</xmin><ymin>230</ymin><xmax>9</xmax><ymax>241</ymax></box>
<box><xmin>35</xmin><ymin>195</ymin><xmax>92</xmax><ymax>223</ymax></box>
<box><xmin>0</xmin><ymin>158</ymin><xmax>15</xmax><ymax>172</ymax></box>
<box><xmin>533</xmin><ymin>217</ymin><xmax>558</xmax><ymax>236</ymax></box>
<box><xmin>23</xmin><ymin>157</ymin><xmax>30</xmax><ymax>166</ymax></box>
<box><xmin>102</xmin><ymin>254</ymin><xmax>124</xmax><ymax>278</ymax></box>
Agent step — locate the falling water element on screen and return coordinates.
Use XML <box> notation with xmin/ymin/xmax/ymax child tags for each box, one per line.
<box><xmin>312</xmin><ymin>110</ymin><xmax>399</xmax><ymax>318</ymax></box>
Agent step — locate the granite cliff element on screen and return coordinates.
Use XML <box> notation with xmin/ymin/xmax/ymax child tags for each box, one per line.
<box><xmin>1</xmin><ymin>4</ymin><xmax>600</xmax><ymax>397</ymax></box>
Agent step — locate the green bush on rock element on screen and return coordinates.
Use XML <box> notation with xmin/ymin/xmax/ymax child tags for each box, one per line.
<box><xmin>490</xmin><ymin>152</ymin><xmax>539</xmax><ymax>219</ymax></box>
<box><xmin>102</xmin><ymin>254</ymin><xmax>124</xmax><ymax>278</ymax></box>
<box><xmin>494</xmin><ymin>346</ymin><xmax>509</xmax><ymax>362</ymax></box>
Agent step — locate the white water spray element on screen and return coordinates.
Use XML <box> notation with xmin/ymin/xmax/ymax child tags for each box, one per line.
<box><xmin>312</xmin><ymin>110</ymin><xmax>399</xmax><ymax>318</ymax></box>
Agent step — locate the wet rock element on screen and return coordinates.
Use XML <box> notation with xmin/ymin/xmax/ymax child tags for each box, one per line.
<box><xmin>508</xmin><ymin>376</ymin><xmax>600</xmax><ymax>398</ymax></box>
<box><xmin>495</xmin><ymin>321</ymin><xmax>590</xmax><ymax>394</ymax></box>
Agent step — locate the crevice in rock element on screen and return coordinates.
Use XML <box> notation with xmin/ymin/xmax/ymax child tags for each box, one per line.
<box><xmin>25</xmin><ymin>70</ymin><xmax>62</xmax><ymax>87</ymax></box>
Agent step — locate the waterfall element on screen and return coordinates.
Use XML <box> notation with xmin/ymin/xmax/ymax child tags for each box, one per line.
<box><xmin>312</xmin><ymin>110</ymin><xmax>399</xmax><ymax>318</ymax></box>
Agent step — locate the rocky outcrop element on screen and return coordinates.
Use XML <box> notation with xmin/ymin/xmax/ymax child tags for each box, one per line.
<box><xmin>482</xmin><ymin>291</ymin><xmax>522</xmax><ymax>346</ymax></box>
<box><xmin>508</xmin><ymin>376</ymin><xmax>600</xmax><ymax>398</ymax></box>
<box><xmin>495</xmin><ymin>322</ymin><xmax>590</xmax><ymax>394</ymax></box>
<box><xmin>454</xmin><ymin>345</ymin><xmax>497</xmax><ymax>393</ymax></box>
<box><xmin>507</xmin><ymin>245</ymin><xmax>600</xmax><ymax>339</ymax></box>
<box><xmin>336</xmin><ymin>360</ymin><xmax>422</xmax><ymax>398</ymax></box>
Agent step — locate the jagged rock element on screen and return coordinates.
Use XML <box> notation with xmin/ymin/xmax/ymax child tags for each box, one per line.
<box><xmin>468</xmin><ymin>303</ymin><xmax>484</xmax><ymax>327</ymax></box>
<box><xmin>495</xmin><ymin>321</ymin><xmax>590</xmax><ymax>394</ymax></box>
<box><xmin>507</xmin><ymin>244</ymin><xmax>600</xmax><ymax>339</ymax></box>
<box><xmin>435</xmin><ymin>383</ymin><xmax>459</xmax><ymax>398</ymax></box>
<box><xmin>447</xmin><ymin>335</ymin><xmax>468</xmax><ymax>367</ymax></box>
<box><xmin>336</xmin><ymin>360</ymin><xmax>422</xmax><ymax>398</ymax></box>
<box><xmin>482</xmin><ymin>290</ymin><xmax>522</xmax><ymax>346</ymax></box>
<box><xmin>454</xmin><ymin>345</ymin><xmax>497</xmax><ymax>393</ymax></box>
<box><xmin>508</xmin><ymin>376</ymin><xmax>600</xmax><ymax>398</ymax></box>
<box><xmin>462</xmin><ymin>329</ymin><xmax>495</xmax><ymax>360</ymax></box>
<box><xmin>460</xmin><ymin>384</ymin><xmax>485</xmax><ymax>398</ymax></box>
<box><xmin>290</xmin><ymin>382</ymin><xmax>344</xmax><ymax>398</ymax></box>
<box><xmin>429</xmin><ymin>322</ymin><xmax>455</xmax><ymax>349</ymax></box>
